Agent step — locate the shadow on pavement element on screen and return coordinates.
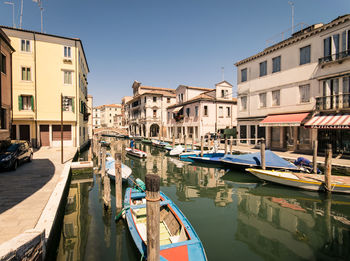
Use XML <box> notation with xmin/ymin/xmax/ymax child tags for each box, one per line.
<box><xmin>0</xmin><ymin>158</ymin><xmax>55</xmax><ymax>214</ymax></box>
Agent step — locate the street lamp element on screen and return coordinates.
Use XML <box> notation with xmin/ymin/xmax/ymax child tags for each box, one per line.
<box><xmin>4</xmin><ymin>1</ymin><xmax>16</xmax><ymax>28</ymax></box>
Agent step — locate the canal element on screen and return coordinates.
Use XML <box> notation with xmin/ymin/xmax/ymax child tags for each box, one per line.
<box><xmin>54</xmin><ymin>139</ymin><xmax>350</xmax><ymax>260</ymax></box>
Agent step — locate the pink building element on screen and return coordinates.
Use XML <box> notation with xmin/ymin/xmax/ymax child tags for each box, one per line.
<box><xmin>167</xmin><ymin>81</ymin><xmax>237</xmax><ymax>140</ymax></box>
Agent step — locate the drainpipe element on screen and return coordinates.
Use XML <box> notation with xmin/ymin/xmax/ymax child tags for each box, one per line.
<box><xmin>33</xmin><ymin>33</ymin><xmax>38</xmax><ymax>147</ymax></box>
<box><xmin>75</xmin><ymin>41</ymin><xmax>78</xmax><ymax>148</ymax></box>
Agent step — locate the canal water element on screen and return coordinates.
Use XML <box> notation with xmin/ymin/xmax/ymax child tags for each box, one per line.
<box><xmin>54</xmin><ymin>139</ymin><xmax>350</xmax><ymax>260</ymax></box>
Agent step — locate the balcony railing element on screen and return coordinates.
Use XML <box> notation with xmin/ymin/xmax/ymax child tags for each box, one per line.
<box><xmin>319</xmin><ymin>50</ymin><xmax>350</xmax><ymax>64</ymax></box>
<box><xmin>316</xmin><ymin>93</ymin><xmax>350</xmax><ymax>111</ymax></box>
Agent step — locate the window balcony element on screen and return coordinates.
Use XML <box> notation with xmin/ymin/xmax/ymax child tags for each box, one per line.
<box><xmin>318</xmin><ymin>50</ymin><xmax>350</xmax><ymax>66</ymax></box>
<box><xmin>316</xmin><ymin>94</ymin><xmax>350</xmax><ymax>111</ymax></box>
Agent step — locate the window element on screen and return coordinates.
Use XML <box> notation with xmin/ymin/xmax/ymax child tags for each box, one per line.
<box><xmin>259</xmin><ymin>61</ymin><xmax>267</xmax><ymax>77</ymax></box>
<box><xmin>153</xmin><ymin>110</ymin><xmax>157</xmax><ymax>117</ymax></box>
<box><xmin>0</xmin><ymin>108</ymin><xmax>6</xmax><ymax>129</ymax></box>
<box><xmin>21</xmin><ymin>67</ymin><xmax>31</xmax><ymax>81</ymax></box>
<box><xmin>221</xmin><ymin>90</ymin><xmax>225</xmax><ymax>98</ymax></box>
<box><xmin>272</xmin><ymin>56</ymin><xmax>281</xmax><ymax>73</ymax></box>
<box><xmin>272</xmin><ymin>90</ymin><xmax>280</xmax><ymax>106</ymax></box>
<box><xmin>259</xmin><ymin>93</ymin><xmax>266</xmax><ymax>108</ymax></box>
<box><xmin>299</xmin><ymin>84</ymin><xmax>310</xmax><ymax>103</ymax></box>
<box><xmin>21</xmin><ymin>39</ymin><xmax>30</xmax><ymax>52</ymax></box>
<box><xmin>195</xmin><ymin>106</ymin><xmax>198</xmax><ymax>117</ymax></box>
<box><xmin>300</xmin><ymin>45</ymin><xmax>311</xmax><ymax>65</ymax></box>
<box><xmin>1</xmin><ymin>54</ymin><xmax>6</xmax><ymax>74</ymax></box>
<box><xmin>186</xmin><ymin>107</ymin><xmax>190</xmax><ymax>117</ymax></box>
<box><xmin>204</xmin><ymin>105</ymin><xmax>208</xmax><ymax>116</ymax></box>
<box><xmin>240</xmin><ymin>96</ymin><xmax>247</xmax><ymax>111</ymax></box>
<box><xmin>64</xmin><ymin>71</ymin><xmax>72</xmax><ymax>84</ymax></box>
<box><xmin>219</xmin><ymin>106</ymin><xmax>223</xmax><ymax>117</ymax></box>
<box><xmin>227</xmin><ymin>107</ymin><xmax>231</xmax><ymax>117</ymax></box>
<box><xmin>62</xmin><ymin>97</ymin><xmax>75</xmax><ymax>112</ymax></box>
<box><xmin>167</xmin><ymin>98</ymin><xmax>170</xmax><ymax>103</ymax></box>
<box><xmin>144</xmin><ymin>97</ymin><xmax>146</xmax><ymax>103</ymax></box>
<box><xmin>241</xmin><ymin>68</ymin><xmax>247</xmax><ymax>82</ymax></box>
<box><xmin>19</xmin><ymin>95</ymin><xmax>33</xmax><ymax>111</ymax></box>
<box><xmin>64</xmin><ymin>46</ymin><xmax>71</xmax><ymax>58</ymax></box>
<box><xmin>153</xmin><ymin>97</ymin><xmax>157</xmax><ymax>102</ymax></box>
<box><xmin>341</xmin><ymin>30</ymin><xmax>350</xmax><ymax>56</ymax></box>
<box><xmin>167</xmin><ymin>112</ymin><xmax>170</xmax><ymax>120</ymax></box>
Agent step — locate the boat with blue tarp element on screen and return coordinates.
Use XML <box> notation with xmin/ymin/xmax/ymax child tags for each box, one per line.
<box><xmin>124</xmin><ymin>187</ymin><xmax>207</xmax><ymax>261</ymax></box>
<box><xmin>179</xmin><ymin>150</ymin><xmax>225</xmax><ymax>162</ymax></box>
<box><xmin>220</xmin><ymin>150</ymin><xmax>298</xmax><ymax>171</ymax></box>
<box><xmin>187</xmin><ymin>152</ymin><xmax>225</xmax><ymax>164</ymax></box>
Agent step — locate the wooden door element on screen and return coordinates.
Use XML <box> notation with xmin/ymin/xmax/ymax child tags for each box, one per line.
<box><xmin>40</xmin><ymin>125</ymin><xmax>50</xmax><ymax>146</ymax></box>
<box><xmin>19</xmin><ymin>125</ymin><xmax>30</xmax><ymax>142</ymax></box>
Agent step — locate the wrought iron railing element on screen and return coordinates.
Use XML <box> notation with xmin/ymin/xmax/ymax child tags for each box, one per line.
<box><xmin>316</xmin><ymin>93</ymin><xmax>350</xmax><ymax>111</ymax></box>
<box><xmin>318</xmin><ymin>50</ymin><xmax>350</xmax><ymax>64</ymax></box>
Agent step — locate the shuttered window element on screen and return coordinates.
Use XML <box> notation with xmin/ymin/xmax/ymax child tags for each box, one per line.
<box><xmin>52</xmin><ymin>125</ymin><xmax>71</xmax><ymax>140</ymax></box>
<box><xmin>18</xmin><ymin>95</ymin><xmax>34</xmax><ymax>111</ymax></box>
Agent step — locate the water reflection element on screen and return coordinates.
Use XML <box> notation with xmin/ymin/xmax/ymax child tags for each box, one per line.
<box><xmin>55</xmin><ymin>139</ymin><xmax>350</xmax><ymax>261</ymax></box>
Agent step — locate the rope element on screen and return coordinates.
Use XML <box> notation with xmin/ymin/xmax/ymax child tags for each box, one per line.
<box><xmin>145</xmin><ymin>197</ymin><xmax>161</xmax><ymax>202</ymax></box>
<box><xmin>127</xmin><ymin>176</ymin><xmax>145</xmax><ymax>192</ymax></box>
<box><xmin>115</xmin><ymin>206</ymin><xmax>130</xmax><ymax>221</ymax></box>
<box><xmin>140</xmin><ymin>253</ymin><xmax>144</xmax><ymax>261</ymax></box>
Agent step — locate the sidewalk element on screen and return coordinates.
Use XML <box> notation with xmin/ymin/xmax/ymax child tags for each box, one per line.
<box><xmin>0</xmin><ymin>147</ymin><xmax>77</xmax><ymax>245</ymax></box>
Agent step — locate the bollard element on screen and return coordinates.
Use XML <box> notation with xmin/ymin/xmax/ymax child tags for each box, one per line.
<box><xmin>200</xmin><ymin>136</ymin><xmax>204</xmax><ymax>157</ymax></box>
<box><xmin>260</xmin><ymin>138</ymin><xmax>266</xmax><ymax>170</ymax></box>
<box><xmin>115</xmin><ymin>153</ymin><xmax>123</xmax><ymax>211</ymax></box>
<box><xmin>184</xmin><ymin>135</ymin><xmax>187</xmax><ymax>152</ymax></box>
<box><xmin>146</xmin><ymin>174</ymin><xmax>160</xmax><ymax>261</ymax></box>
<box><xmin>172</xmin><ymin>135</ymin><xmax>175</xmax><ymax>148</ymax></box>
<box><xmin>230</xmin><ymin>136</ymin><xmax>233</xmax><ymax>154</ymax></box>
<box><xmin>324</xmin><ymin>144</ymin><xmax>332</xmax><ymax>192</ymax></box>
<box><xmin>101</xmin><ymin>146</ymin><xmax>106</xmax><ymax>178</ymax></box>
<box><xmin>224</xmin><ymin>137</ymin><xmax>228</xmax><ymax>154</ymax></box>
<box><xmin>192</xmin><ymin>135</ymin><xmax>195</xmax><ymax>151</ymax></box>
<box><xmin>313</xmin><ymin>140</ymin><xmax>318</xmax><ymax>174</ymax></box>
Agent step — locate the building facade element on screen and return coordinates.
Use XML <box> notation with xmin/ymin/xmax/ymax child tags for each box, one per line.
<box><xmin>166</xmin><ymin>81</ymin><xmax>237</xmax><ymax>140</ymax></box>
<box><xmin>87</xmin><ymin>95</ymin><xmax>93</xmax><ymax>139</ymax></box>
<box><xmin>126</xmin><ymin>81</ymin><xmax>176</xmax><ymax>137</ymax></box>
<box><xmin>92</xmin><ymin>106</ymin><xmax>101</xmax><ymax>129</ymax></box>
<box><xmin>99</xmin><ymin>104</ymin><xmax>122</xmax><ymax>128</ymax></box>
<box><xmin>235</xmin><ymin>14</ymin><xmax>350</xmax><ymax>154</ymax></box>
<box><xmin>0</xmin><ymin>28</ymin><xmax>15</xmax><ymax>147</ymax></box>
<box><xmin>1</xmin><ymin>26</ymin><xmax>89</xmax><ymax>148</ymax></box>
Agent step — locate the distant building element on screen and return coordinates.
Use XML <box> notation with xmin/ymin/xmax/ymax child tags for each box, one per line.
<box><xmin>166</xmin><ymin>81</ymin><xmax>237</xmax><ymax>139</ymax></box>
<box><xmin>0</xmin><ymin>28</ymin><xmax>15</xmax><ymax>147</ymax></box>
<box><xmin>235</xmin><ymin>14</ymin><xmax>350</xmax><ymax>154</ymax></box>
<box><xmin>99</xmin><ymin>104</ymin><xmax>122</xmax><ymax>128</ymax></box>
<box><xmin>125</xmin><ymin>80</ymin><xmax>176</xmax><ymax>137</ymax></box>
<box><xmin>121</xmin><ymin>96</ymin><xmax>132</xmax><ymax>128</ymax></box>
<box><xmin>87</xmin><ymin>95</ymin><xmax>93</xmax><ymax>139</ymax></box>
<box><xmin>92</xmin><ymin>106</ymin><xmax>101</xmax><ymax>129</ymax></box>
<box><xmin>1</xmin><ymin>26</ymin><xmax>89</xmax><ymax>148</ymax></box>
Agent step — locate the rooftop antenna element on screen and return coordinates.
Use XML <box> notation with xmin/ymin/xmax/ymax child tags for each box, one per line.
<box><xmin>4</xmin><ymin>1</ymin><xmax>16</xmax><ymax>28</ymax></box>
<box><xmin>221</xmin><ymin>66</ymin><xmax>225</xmax><ymax>81</ymax></box>
<box><xmin>19</xmin><ymin>0</ymin><xmax>23</xmax><ymax>28</ymax></box>
<box><xmin>33</xmin><ymin>0</ymin><xmax>44</xmax><ymax>33</ymax></box>
<box><xmin>288</xmin><ymin>1</ymin><xmax>294</xmax><ymax>34</ymax></box>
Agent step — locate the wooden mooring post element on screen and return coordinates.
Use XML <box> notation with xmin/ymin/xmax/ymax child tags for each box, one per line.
<box><xmin>172</xmin><ymin>135</ymin><xmax>175</xmax><ymax>148</ymax></box>
<box><xmin>184</xmin><ymin>135</ymin><xmax>187</xmax><ymax>152</ymax></box>
<box><xmin>101</xmin><ymin>146</ymin><xmax>106</xmax><ymax>178</ymax></box>
<box><xmin>146</xmin><ymin>174</ymin><xmax>160</xmax><ymax>261</ymax></box>
<box><xmin>324</xmin><ymin>144</ymin><xmax>332</xmax><ymax>192</ymax></box>
<box><xmin>260</xmin><ymin>138</ymin><xmax>266</xmax><ymax>170</ymax></box>
<box><xmin>115</xmin><ymin>153</ymin><xmax>123</xmax><ymax>211</ymax></box>
<box><xmin>200</xmin><ymin>136</ymin><xmax>204</xmax><ymax>157</ymax></box>
<box><xmin>224</xmin><ymin>136</ymin><xmax>228</xmax><ymax>154</ymax></box>
<box><xmin>103</xmin><ymin>173</ymin><xmax>111</xmax><ymax>209</ymax></box>
<box><xmin>230</xmin><ymin>136</ymin><xmax>233</xmax><ymax>154</ymax></box>
<box><xmin>313</xmin><ymin>140</ymin><xmax>318</xmax><ymax>174</ymax></box>
<box><xmin>98</xmin><ymin>142</ymin><xmax>101</xmax><ymax>168</ymax></box>
<box><xmin>192</xmin><ymin>135</ymin><xmax>195</xmax><ymax>151</ymax></box>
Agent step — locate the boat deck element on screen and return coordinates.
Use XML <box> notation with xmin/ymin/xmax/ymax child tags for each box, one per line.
<box><xmin>294</xmin><ymin>172</ymin><xmax>350</xmax><ymax>185</ymax></box>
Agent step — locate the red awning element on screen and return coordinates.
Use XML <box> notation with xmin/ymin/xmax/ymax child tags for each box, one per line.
<box><xmin>305</xmin><ymin>113</ymin><xmax>350</xmax><ymax>129</ymax></box>
<box><xmin>259</xmin><ymin>113</ymin><xmax>309</xmax><ymax>127</ymax></box>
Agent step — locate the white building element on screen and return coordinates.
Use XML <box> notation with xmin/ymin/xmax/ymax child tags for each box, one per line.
<box><xmin>92</xmin><ymin>106</ymin><xmax>101</xmax><ymax>129</ymax></box>
<box><xmin>167</xmin><ymin>81</ymin><xmax>237</xmax><ymax>140</ymax></box>
<box><xmin>235</xmin><ymin>14</ymin><xmax>350</xmax><ymax>154</ymax></box>
<box><xmin>100</xmin><ymin>104</ymin><xmax>122</xmax><ymax>128</ymax></box>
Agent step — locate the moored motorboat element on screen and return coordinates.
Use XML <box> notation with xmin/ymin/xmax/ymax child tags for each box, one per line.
<box><xmin>126</xmin><ymin>147</ymin><xmax>147</xmax><ymax>158</ymax></box>
<box><xmin>134</xmin><ymin>135</ymin><xmax>142</xmax><ymax>141</ymax></box>
<box><xmin>151</xmin><ymin>139</ymin><xmax>161</xmax><ymax>146</ymax></box>
<box><xmin>105</xmin><ymin>156</ymin><xmax>132</xmax><ymax>180</ymax></box>
<box><xmin>246</xmin><ymin>168</ymin><xmax>350</xmax><ymax>194</ymax></box>
<box><xmin>180</xmin><ymin>150</ymin><xmax>225</xmax><ymax>162</ymax></box>
<box><xmin>142</xmin><ymin>138</ymin><xmax>152</xmax><ymax>144</ymax></box>
<box><xmin>188</xmin><ymin>153</ymin><xmax>226</xmax><ymax>164</ymax></box>
<box><xmin>124</xmin><ymin>187</ymin><xmax>207</xmax><ymax>260</ymax></box>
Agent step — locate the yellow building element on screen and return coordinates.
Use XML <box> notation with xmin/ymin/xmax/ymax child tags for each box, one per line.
<box><xmin>0</xmin><ymin>26</ymin><xmax>89</xmax><ymax>148</ymax></box>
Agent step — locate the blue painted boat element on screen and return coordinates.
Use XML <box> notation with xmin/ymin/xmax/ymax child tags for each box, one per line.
<box><xmin>179</xmin><ymin>150</ymin><xmax>225</xmax><ymax>162</ymax></box>
<box><xmin>188</xmin><ymin>153</ymin><xmax>225</xmax><ymax>164</ymax></box>
<box><xmin>105</xmin><ymin>156</ymin><xmax>132</xmax><ymax>180</ymax></box>
<box><xmin>220</xmin><ymin>150</ymin><xmax>298</xmax><ymax>171</ymax></box>
<box><xmin>124</xmin><ymin>188</ymin><xmax>207</xmax><ymax>261</ymax></box>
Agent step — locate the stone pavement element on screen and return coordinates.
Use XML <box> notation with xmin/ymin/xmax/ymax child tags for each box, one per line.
<box><xmin>0</xmin><ymin>147</ymin><xmax>77</xmax><ymax>244</ymax></box>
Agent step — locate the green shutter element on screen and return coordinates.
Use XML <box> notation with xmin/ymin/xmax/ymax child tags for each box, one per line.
<box><xmin>18</xmin><ymin>96</ymin><xmax>22</xmax><ymax>110</ymax></box>
<box><xmin>31</xmin><ymin>96</ymin><xmax>34</xmax><ymax>111</ymax></box>
<box><xmin>72</xmin><ymin>97</ymin><xmax>75</xmax><ymax>112</ymax></box>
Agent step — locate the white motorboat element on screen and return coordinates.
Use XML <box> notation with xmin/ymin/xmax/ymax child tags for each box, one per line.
<box><xmin>126</xmin><ymin>147</ymin><xmax>147</xmax><ymax>158</ymax></box>
<box><xmin>105</xmin><ymin>156</ymin><xmax>132</xmax><ymax>180</ymax></box>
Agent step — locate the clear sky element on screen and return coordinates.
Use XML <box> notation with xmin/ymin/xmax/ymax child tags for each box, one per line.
<box><xmin>0</xmin><ymin>0</ymin><xmax>349</xmax><ymax>106</ymax></box>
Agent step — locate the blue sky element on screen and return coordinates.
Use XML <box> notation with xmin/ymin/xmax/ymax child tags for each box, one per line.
<box><xmin>0</xmin><ymin>0</ymin><xmax>349</xmax><ymax>106</ymax></box>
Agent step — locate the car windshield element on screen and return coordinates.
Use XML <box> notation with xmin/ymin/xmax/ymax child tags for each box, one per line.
<box><xmin>7</xmin><ymin>144</ymin><xmax>20</xmax><ymax>152</ymax></box>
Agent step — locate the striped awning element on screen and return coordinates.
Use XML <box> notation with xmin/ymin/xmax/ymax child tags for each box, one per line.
<box><xmin>172</xmin><ymin>106</ymin><xmax>183</xmax><ymax>113</ymax></box>
<box><xmin>304</xmin><ymin>113</ymin><xmax>350</xmax><ymax>129</ymax></box>
<box><xmin>259</xmin><ymin>113</ymin><xmax>309</xmax><ymax>127</ymax></box>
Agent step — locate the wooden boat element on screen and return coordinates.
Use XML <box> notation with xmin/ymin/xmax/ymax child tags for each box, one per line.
<box><xmin>124</xmin><ymin>187</ymin><xmax>207</xmax><ymax>260</ymax></box>
<box><xmin>142</xmin><ymin>139</ymin><xmax>152</xmax><ymax>144</ymax></box>
<box><xmin>105</xmin><ymin>156</ymin><xmax>132</xmax><ymax>180</ymax></box>
<box><xmin>134</xmin><ymin>135</ymin><xmax>143</xmax><ymax>141</ymax></box>
<box><xmin>188</xmin><ymin>153</ymin><xmax>225</xmax><ymax>165</ymax></box>
<box><xmin>151</xmin><ymin>139</ymin><xmax>161</xmax><ymax>146</ymax></box>
<box><xmin>179</xmin><ymin>150</ymin><xmax>225</xmax><ymax>162</ymax></box>
<box><xmin>126</xmin><ymin>147</ymin><xmax>147</xmax><ymax>158</ymax></box>
<box><xmin>246</xmin><ymin>168</ymin><xmax>350</xmax><ymax>194</ymax></box>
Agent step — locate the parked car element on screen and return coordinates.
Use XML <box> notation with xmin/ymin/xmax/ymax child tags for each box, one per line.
<box><xmin>0</xmin><ymin>140</ymin><xmax>33</xmax><ymax>171</ymax></box>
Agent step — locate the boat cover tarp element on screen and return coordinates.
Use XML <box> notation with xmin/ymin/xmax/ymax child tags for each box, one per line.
<box><xmin>221</xmin><ymin>150</ymin><xmax>297</xmax><ymax>169</ymax></box>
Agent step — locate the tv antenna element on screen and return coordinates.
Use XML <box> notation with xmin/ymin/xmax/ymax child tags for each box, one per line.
<box><xmin>4</xmin><ymin>1</ymin><xmax>16</xmax><ymax>28</ymax></box>
<box><xmin>288</xmin><ymin>1</ymin><xmax>295</xmax><ymax>34</ymax></box>
<box><xmin>33</xmin><ymin>0</ymin><xmax>44</xmax><ymax>32</ymax></box>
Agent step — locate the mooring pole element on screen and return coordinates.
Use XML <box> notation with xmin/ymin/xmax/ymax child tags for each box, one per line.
<box><xmin>313</xmin><ymin>140</ymin><xmax>318</xmax><ymax>174</ymax></box>
<box><xmin>230</xmin><ymin>136</ymin><xmax>233</xmax><ymax>154</ymax></box>
<box><xmin>101</xmin><ymin>146</ymin><xmax>106</xmax><ymax>178</ymax></box>
<box><xmin>325</xmin><ymin>144</ymin><xmax>332</xmax><ymax>192</ymax></box>
<box><xmin>146</xmin><ymin>174</ymin><xmax>160</xmax><ymax>261</ymax></box>
<box><xmin>260</xmin><ymin>138</ymin><xmax>266</xmax><ymax>170</ymax></box>
<box><xmin>224</xmin><ymin>136</ymin><xmax>228</xmax><ymax>154</ymax></box>
<box><xmin>98</xmin><ymin>142</ymin><xmax>101</xmax><ymax>168</ymax></box>
<box><xmin>103</xmin><ymin>172</ymin><xmax>111</xmax><ymax>209</ymax></box>
<box><xmin>200</xmin><ymin>136</ymin><xmax>204</xmax><ymax>157</ymax></box>
<box><xmin>115</xmin><ymin>153</ymin><xmax>123</xmax><ymax>211</ymax></box>
<box><xmin>192</xmin><ymin>135</ymin><xmax>194</xmax><ymax>151</ymax></box>
<box><xmin>172</xmin><ymin>135</ymin><xmax>175</xmax><ymax>148</ymax></box>
<box><xmin>184</xmin><ymin>135</ymin><xmax>187</xmax><ymax>152</ymax></box>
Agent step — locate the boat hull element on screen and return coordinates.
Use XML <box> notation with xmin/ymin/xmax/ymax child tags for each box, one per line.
<box><xmin>126</xmin><ymin>148</ymin><xmax>147</xmax><ymax>158</ymax></box>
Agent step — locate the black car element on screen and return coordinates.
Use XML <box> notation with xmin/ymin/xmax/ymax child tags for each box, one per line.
<box><xmin>0</xmin><ymin>141</ymin><xmax>33</xmax><ymax>171</ymax></box>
